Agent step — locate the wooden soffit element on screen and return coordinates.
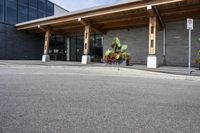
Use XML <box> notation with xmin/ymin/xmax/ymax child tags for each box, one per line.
<box><xmin>15</xmin><ymin>0</ymin><xmax>200</xmax><ymax>35</ymax></box>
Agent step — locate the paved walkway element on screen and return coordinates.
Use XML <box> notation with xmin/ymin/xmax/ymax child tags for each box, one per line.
<box><xmin>0</xmin><ymin>60</ymin><xmax>200</xmax><ymax>76</ymax></box>
<box><xmin>128</xmin><ymin>65</ymin><xmax>200</xmax><ymax>76</ymax></box>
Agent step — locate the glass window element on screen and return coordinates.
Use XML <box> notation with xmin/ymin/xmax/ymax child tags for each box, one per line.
<box><xmin>46</xmin><ymin>1</ymin><xmax>54</xmax><ymax>16</ymax></box>
<box><xmin>19</xmin><ymin>0</ymin><xmax>28</xmax><ymax>4</ymax></box>
<box><xmin>38</xmin><ymin>0</ymin><xmax>46</xmax><ymax>18</ymax></box>
<box><xmin>5</xmin><ymin>0</ymin><xmax>17</xmax><ymax>24</ymax></box>
<box><xmin>18</xmin><ymin>0</ymin><xmax>28</xmax><ymax>23</ymax></box>
<box><xmin>38</xmin><ymin>0</ymin><xmax>45</xmax><ymax>11</ymax></box>
<box><xmin>0</xmin><ymin>0</ymin><xmax>4</xmax><ymax>22</ymax></box>
<box><xmin>29</xmin><ymin>7</ymin><xmax>37</xmax><ymax>20</ymax></box>
<box><xmin>29</xmin><ymin>0</ymin><xmax>37</xmax><ymax>8</ymax></box>
<box><xmin>38</xmin><ymin>10</ymin><xmax>45</xmax><ymax>18</ymax></box>
<box><xmin>29</xmin><ymin>0</ymin><xmax>37</xmax><ymax>20</ymax></box>
<box><xmin>70</xmin><ymin>37</ymin><xmax>77</xmax><ymax>61</ymax></box>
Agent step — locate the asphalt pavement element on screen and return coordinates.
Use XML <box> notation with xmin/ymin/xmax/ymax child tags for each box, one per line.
<box><xmin>0</xmin><ymin>66</ymin><xmax>200</xmax><ymax>133</ymax></box>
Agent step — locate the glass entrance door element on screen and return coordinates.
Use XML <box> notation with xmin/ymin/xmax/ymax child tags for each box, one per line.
<box><xmin>76</xmin><ymin>36</ymin><xmax>83</xmax><ymax>61</ymax></box>
<box><xmin>70</xmin><ymin>35</ymin><xmax>83</xmax><ymax>62</ymax></box>
<box><xmin>49</xmin><ymin>35</ymin><xmax>66</xmax><ymax>61</ymax></box>
<box><xmin>69</xmin><ymin>33</ymin><xmax>103</xmax><ymax>62</ymax></box>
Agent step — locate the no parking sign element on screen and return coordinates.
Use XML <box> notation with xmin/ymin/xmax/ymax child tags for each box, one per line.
<box><xmin>187</xmin><ymin>18</ymin><xmax>193</xmax><ymax>30</ymax></box>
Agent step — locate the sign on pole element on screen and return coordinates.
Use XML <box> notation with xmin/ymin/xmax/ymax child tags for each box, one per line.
<box><xmin>187</xmin><ymin>18</ymin><xmax>193</xmax><ymax>75</ymax></box>
<box><xmin>187</xmin><ymin>18</ymin><xmax>193</xmax><ymax>30</ymax></box>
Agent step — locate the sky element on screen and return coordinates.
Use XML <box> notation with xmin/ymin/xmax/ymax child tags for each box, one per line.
<box><xmin>49</xmin><ymin>0</ymin><xmax>128</xmax><ymax>11</ymax></box>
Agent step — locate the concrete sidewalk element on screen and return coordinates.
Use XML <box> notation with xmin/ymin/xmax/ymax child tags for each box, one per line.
<box><xmin>0</xmin><ymin>60</ymin><xmax>200</xmax><ymax>76</ymax></box>
<box><xmin>127</xmin><ymin>65</ymin><xmax>200</xmax><ymax>76</ymax></box>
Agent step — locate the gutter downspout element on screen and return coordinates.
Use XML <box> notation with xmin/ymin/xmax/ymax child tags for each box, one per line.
<box><xmin>163</xmin><ymin>27</ymin><xmax>166</xmax><ymax>65</ymax></box>
<box><xmin>154</xmin><ymin>7</ymin><xmax>166</xmax><ymax>66</ymax></box>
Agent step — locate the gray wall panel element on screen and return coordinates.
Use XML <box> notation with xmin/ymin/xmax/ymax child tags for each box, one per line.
<box><xmin>0</xmin><ymin>23</ymin><xmax>43</xmax><ymax>60</ymax></box>
<box><xmin>103</xmin><ymin>28</ymin><xmax>149</xmax><ymax>65</ymax></box>
<box><xmin>165</xmin><ymin>21</ymin><xmax>200</xmax><ymax>66</ymax></box>
<box><xmin>103</xmin><ymin>20</ymin><xmax>200</xmax><ymax>66</ymax></box>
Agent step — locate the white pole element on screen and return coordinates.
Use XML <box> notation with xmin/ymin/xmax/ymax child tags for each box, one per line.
<box><xmin>188</xmin><ymin>29</ymin><xmax>191</xmax><ymax>75</ymax></box>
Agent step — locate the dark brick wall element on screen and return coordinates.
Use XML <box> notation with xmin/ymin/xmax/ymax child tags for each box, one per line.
<box><xmin>103</xmin><ymin>27</ymin><xmax>148</xmax><ymax>65</ymax></box>
<box><xmin>103</xmin><ymin>20</ymin><xmax>200</xmax><ymax>67</ymax></box>
<box><xmin>165</xmin><ymin>21</ymin><xmax>200</xmax><ymax>66</ymax></box>
<box><xmin>0</xmin><ymin>23</ymin><xmax>44</xmax><ymax>60</ymax></box>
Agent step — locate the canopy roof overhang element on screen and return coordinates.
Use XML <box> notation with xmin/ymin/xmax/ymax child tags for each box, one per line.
<box><xmin>15</xmin><ymin>0</ymin><xmax>200</xmax><ymax>35</ymax></box>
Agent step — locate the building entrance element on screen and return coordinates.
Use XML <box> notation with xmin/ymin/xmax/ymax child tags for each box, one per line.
<box><xmin>69</xmin><ymin>33</ymin><xmax>103</xmax><ymax>62</ymax></box>
<box><xmin>48</xmin><ymin>33</ymin><xmax>103</xmax><ymax>62</ymax></box>
<box><xmin>70</xmin><ymin>35</ymin><xmax>83</xmax><ymax>61</ymax></box>
<box><xmin>49</xmin><ymin>35</ymin><xmax>66</xmax><ymax>61</ymax></box>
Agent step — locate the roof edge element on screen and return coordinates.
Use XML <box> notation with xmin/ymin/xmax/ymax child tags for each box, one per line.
<box><xmin>15</xmin><ymin>0</ymin><xmax>143</xmax><ymax>27</ymax></box>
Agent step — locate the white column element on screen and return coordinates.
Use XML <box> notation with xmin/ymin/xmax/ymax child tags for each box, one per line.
<box><xmin>66</xmin><ymin>37</ymin><xmax>70</xmax><ymax>61</ymax></box>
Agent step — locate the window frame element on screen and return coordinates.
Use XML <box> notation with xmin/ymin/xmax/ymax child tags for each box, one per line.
<box><xmin>5</xmin><ymin>0</ymin><xmax>18</xmax><ymax>24</ymax></box>
<box><xmin>28</xmin><ymin>0</ymin><xmax>38</xmax><ymax>20</ymax></box>
<box><xmin>1</xmin><ymin>0</ymin><xmax>54</xmax><ymax>24</ymax></box>
<box><xmin>0</xmin><ymin>0</ymin><xmax>5</xmax><ymax>23</ymax></box>
<box><xmin>17</xmin><ymin>0</ymin><xmax>28</xmax><ymax>23</ymax></box>
<box><xmin>46</xmin><ymin>1</ymin><xmax>54</xmax><ymax>17</ymax></box>
<box><xmin>38</xmin><ymin>0</ymin><xmax>46</xmax><ymax>18</ymax></box>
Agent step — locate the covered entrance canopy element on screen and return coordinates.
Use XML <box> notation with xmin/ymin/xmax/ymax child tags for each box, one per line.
<box><xmin>15</xmin><ymin>0</ymin><xmax>200</xmax><ymax>67</ymax></box>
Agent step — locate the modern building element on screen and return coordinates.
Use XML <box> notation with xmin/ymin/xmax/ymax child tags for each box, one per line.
<box><xmin>1</xmin><ymin>0</ymin><xmax>200</xmax><ymax>68</ymax></box>
<box><xmin>0</xmin><ymin>0</ymin><xmax>68</xmax><ymax>60</ymax></box>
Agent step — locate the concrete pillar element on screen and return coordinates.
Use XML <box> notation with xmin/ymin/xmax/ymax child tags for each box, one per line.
<box><xmin>66</xmin><ymin>37</ymin><xmax>70</xmax><ymax>61</ymax></box>
<box><xmin>147</xmin><ymin>16</ymin><xmax>157</xmax><ymax>68</ymax></box>
<box><xmin>42</xmin><ymin>30</ymin><xmax>51</xmax><ymax>62</ymax></box>
<box><xmin>82</xmin><ymin>25</ymin><xmax>91</xmax><ymax>64</ymax></box>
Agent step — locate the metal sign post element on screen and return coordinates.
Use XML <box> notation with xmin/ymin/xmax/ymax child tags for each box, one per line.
<box><xmin>188</xmin><ymin>29</ymin><xmax>191</xmax><ymax>75</ymax></box>
<box><xmin>187</xmin><ymin>18</ymin><xmax>193</xmax><ymax>75</ymax></box>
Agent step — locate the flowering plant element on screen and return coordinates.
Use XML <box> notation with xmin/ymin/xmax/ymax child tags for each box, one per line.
<box><xmin>103</xmin><ymin>37</ymin><xmax>130</xmax><ymax>65</ymax></box>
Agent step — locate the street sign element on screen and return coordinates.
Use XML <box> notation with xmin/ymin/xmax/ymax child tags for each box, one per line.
<box><xmin>187</xmin><ymin>18</ymin><xmax>193</xmax><ymax>75</ymax></box>
<box><xmin>187</xmin><ymin>18</ymin><xmax>193</xmax><ymax>30</ymax></box>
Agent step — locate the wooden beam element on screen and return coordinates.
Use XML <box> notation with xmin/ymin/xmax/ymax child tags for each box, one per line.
<box><xmin>16</xmin><ymin>0</ymin><xmax>185</xmax><ymax>30</ymax></box>
<box><xmin>96</xmin><ymin>15</ymin><xmax>148</xmax><ymax>25</ymax></box>
<box><xmin>161</xmin><ymin>6</ymin><xmax>200</xmax><ymax>16</ymax></box>
<box><xmin>78</xmin><ymin>18</ymin><xmax>106</xmax><ymax>34</ymax></box>
<box><xmin>37</xmin><ymin>25</ymin><xmax>46</xmax><ymax>31</ymax></box>
<box><xmin>53</xmin><ymin>25</ymin><xmax>83</xmax><ymax>30</ymax></box>
<box><xmin>148</xmin><ymin>16</ymin><xmax>157</xmax><ymax>55</ymax></box>
<box><xmin>159</xmin><ymin>3</ymin><xmax>200</xmax><ymax>14</ymax></box>
<box><xmin>43</xmin><ymin>29</ymin><xmax>51</xmax><ymax>55</ymax></box>
<box><xmin>147</xmin><ymin>5</ymin><xmax>165</xmax><ymax>30</ymax></box>
<box><xmin>78</xmin><ymin>18</ymin><xmax>88</xmax><ymax>26</ymax></box>
<box><xmin>101</xmin><ymin>19</ymin><xmax>148</xmax><ymax>29</ymax></box>
<box><xmin>53</xmin><ymin>29</ymin><xmax>84</xmax><ymax>35</ymax></box>
<box><xmin>104</xmin><ymin>23</ymin><xmax>148</xmax><ymax>31</ymax></box>
<box><xmin>147</xmin><ymin>5</ymin><xmax>155</xmax><ymax>17</ymax></box>
<box><xmin>37</xmin><ymin>25</ymin><xmax>53</xmax><ymax>34</ymax></box>
<box><xmin>83</xmin><ymin>24</ymin><xmax>91</xmax><ymax>55</ymax></box>
<box><xmin>154</xmin><ymin>6</ymin><xmax>165</xmax><ymax>29</ymax></box>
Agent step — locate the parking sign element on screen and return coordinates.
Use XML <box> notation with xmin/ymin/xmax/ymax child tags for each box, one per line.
<box><xmin>187</xmin><ymin>18</ymin><xmax>193</xmax><ymax>30</ymax></box>
<box><xmin>187</xmin><ymin>18</ymin><xmax>193</xmax><ymax>75</ymax></box>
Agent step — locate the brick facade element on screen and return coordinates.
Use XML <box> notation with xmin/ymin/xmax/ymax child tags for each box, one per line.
<box><xmin>103</xmin><ymin>20</ymin><xmax>200</xmax><ymax>66</ymax></box>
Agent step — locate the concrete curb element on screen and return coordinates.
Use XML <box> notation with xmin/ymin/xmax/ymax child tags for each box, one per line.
<box><xmin>0</xmin><ymin>64</ymin><xmax>200</xmax><ymax>81</ymax></box>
